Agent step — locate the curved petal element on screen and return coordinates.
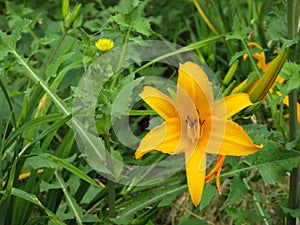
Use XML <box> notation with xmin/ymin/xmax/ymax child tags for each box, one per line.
<box><xmin>214</xmin><ymin>93</ymin><xmax>253</xmax><ymax>119</ymax></box>
<box><xmin>177</xmin><ymin>62</ymin><xmax>214</xmax><ymax>119</ymax></box>
<box><xmin>185</xmin><ymin>149</ymin><xmax>206</xmax><ymax>207</ymax></box>
<box><xmin>136</xmin><ymin>118</ymin><xmax>188</xmax><ymax>159</ymax></box>
<box><xmin>203</xmin><ymin>119</ymin><xmax>263</xmax><ymax>156</ymax></box>
<box><xmin>246</xmin><ymin>42</ymin><xmax>267</xmax><ymax>72</ymax></box>
<box><xmin>139</xmin><ymin>86</ymin><xmax>177</xmax><ymax>120</ymax></box>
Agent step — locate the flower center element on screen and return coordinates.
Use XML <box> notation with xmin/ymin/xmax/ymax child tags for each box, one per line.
<box><xmin>185</xmin><ymin>115</ymin><xmax>205</xmax><ymax>143</ymax></box>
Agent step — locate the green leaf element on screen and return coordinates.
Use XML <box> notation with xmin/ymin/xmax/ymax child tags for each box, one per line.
<box><xmin>4</xmin><ymin>114</ymin><xmax>64</xmax><ymax>150</ymax></box>
<box><xmin>0</xmin><ymin>19</ymin><xmax>32</xmax><ymax>60</ymax></box>
<box><xmin>26</xmin><ymin>155</ymin><xmax>58</xmax><ymax>170</ymax></box>
<box><xmin>5</xmin><ymin>2</ymin><xmax>33</xmax><ymax>18</ymax></box>
<box><xmin>113</xmin><ymin>185</ymin><xmax>186</xmax><ymax>224</ymax></box>
<box><xmin>41</xmin><ymin>153</ymin><xmax>97</xmax><ymax>186</ymax></box>
<box><xmin>9</xmin><ymin>188</ymin><xmax>66</xmax><ymax>225</ymax></box>
<box><xmin>265</xmin><ymin>2</ymin><xmax>287</xmax><ymax>41</ymax></box>
<box><xmin>277</xmin><ymin>62</ymin><xmax>300</xmax><ymax>99</ymax></box>
<box><xmin>225</xmin><ymin>176</ymin><xmax>248</xmax><ymax>206</ymax></box>
<box><xmin>55</xmin><ymin>171</ymin><xmax>84</xmax><ymax>225</ymax></box>
<box><xmin>0</xmin><ymin>158</ymin><xmax>17</xmax><ymax>204</ymax></box>
<box><xmin>46</xmin><ymin>52</ymin><xmax>75</xmax><ymax>78</ymax></box>
<box><xmin>281</xmin><ymin>205</ymin><xmax>300</xmax><ymax>218</ymax></box>
<box><xmin>226</xmin><ymin>16</ymin><xmax>249</xmax><ymax>41</ymax></box>
<box><xmin>244</xmin><ymin>124</ymin><xmax>300</xmax><ymax>185</ymax></box>
<box><xmin>40</xmin><ymin>180</ymin><xmax>61</xmax><ymax>192</ymax></box>
<box><xmin>226</xmin><ymin>207</ymin><xmax>264</xmax><ymax>225</ymax></box>
<box><xmin>179</xmin><ymin>219</ymin><xmax>208</xmax><ymax>225</ymax></box>
<box><xmin>199</xmin><ymin>183</ymin><xmax>218</xmax><ymax>210</ymax></box>
<box><xmin>132</xmin><ymin>18</ymin><xmax>153</xmax><ymax>36</ymax></box>
<box><xmin>110</xmin><ymin>14</ymin><xmax>131</xmax><ymax>27</ymax></box>
<box><xmin>115</xmin><ymin>0</ymin><xmax>138</xmax><ymax>14</ymax></box>
<box><xmin>229</xmin><ymin>48</ymin><xmax>265</xmax><ymax>66</ymax></box>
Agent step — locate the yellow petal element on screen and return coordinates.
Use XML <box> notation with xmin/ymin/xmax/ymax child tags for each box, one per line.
<box><xmin>139</xmin><ymin>86</ymin><xmax>177</xmax><ymax>120</ymax></box>
<box><xmin>204</xmin><ymin>118</ymin><xmax>263</xmax><ymax>156</ymax></box>
<box><xmin>177</xmin><ymin>62</ymin><xmax>214</xmax><ymax>119</ymax></box>
<box><xmin>185</xmin><ymin>149</ymin><xmax>206</xmax><ymax>207</ymax></box>
<box><xmin>282</xmin><ymin>95</ymin><xmax>300</xmax><ymax>123</ymax></box>
<box><xmin>248</xmin><ymin>42</ymin><xmax>263</xmax><ymax>49</ymax></box>
<box><xmin>214</xmin><ymin>93</ymin><xmax>253</xmax><ymax>119</ymax></box>
<box><xmin>246</xmin><ymin>42</ymin><xmax>268</xmax><ymax>72</ymax></box>
<box><xmin>136</xmin><ymin>118</ymin><xmax>187</xmax><ymax>159</ymax></box>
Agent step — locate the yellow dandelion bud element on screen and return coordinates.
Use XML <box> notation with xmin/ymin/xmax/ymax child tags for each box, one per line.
<box><xmin>95</xmin><ymin>38</ymin><xmax>114</xmax><ymax>52</ymax></box>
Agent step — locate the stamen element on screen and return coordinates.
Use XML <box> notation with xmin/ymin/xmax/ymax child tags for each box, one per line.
<box><xmin>185</xmin><ymin>115</ymin><xmax>203</xmax><ymax>143</ymax></box>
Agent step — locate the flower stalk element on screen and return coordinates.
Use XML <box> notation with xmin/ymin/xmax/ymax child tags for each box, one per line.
<box><xmin>103</xmin><ymin>119</ymin><xmax>115</xmax><ymax>218</ymax></box>
<box><xmin>287</xmin><ymin>0</ymin><xmax>300</xmax><ymax>224</ymax></box>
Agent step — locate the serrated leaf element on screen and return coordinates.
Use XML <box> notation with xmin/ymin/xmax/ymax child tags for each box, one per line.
<box><xmin>244</xmin><ymin>124</ymin><xmax>300</xmax><ymax>185</ymax></box>
<box><xmin>46</xmin><ymin>52</ymin><xmax>75</xmax><ymax>77</ymax></box>
<box><xmin>5</xmin><ymin>2</ymin><xmax>33</xmax><ymax>18</ymax></box>
<box><xmin>277</xmin><ymin>62</ymin><xmax>300</xmax><ymax>99</ymax></box>
<box><xmin>110</xmin><ymin>13</ymin><xmax>131</xmax><ymax>27</ymax></box>
<box><xmin>115</xmin><ymin>0</ymin><xmax>136</xmax><ymax>14</ymax></box>
<box><xmin>0</xmin><ymin>19</ymin><xmax>32</xmax><ymax>60</ymax></box>
<box><xmin>132</xmin><ymin>18</ymin><xmax>153</xmax><ymax>36</ymax></box>
<box><xmin>226</xmin><ymin>16</ymin><xmax>249</xmax><ymax>41</ymax></box>
<box><xmin>226</xmin><ymin>207</ymin><xmax>264</xmax><ymax>224</ymax></box>
<box><xmin>265</xmin><ymin>2</ymin><xmax>287</xmax><ymax>41</ymax></box>
<box><xmin>226</xmin><ymin>176</ymin><xmax>248</xmax><ymax>206</ymax></box>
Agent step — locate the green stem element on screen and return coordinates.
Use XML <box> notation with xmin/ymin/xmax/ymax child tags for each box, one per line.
<box><xmin>55</xmin><ymin>170</ymin><xmax>83</xmax><ymax>225</ymax></box>
<box><xmin>11</xmin><ymin>49</ymin><xmax>70</xmax><ymax>115</ymax></box>
<box><xmin>42</xmin><ymin>29</ymin><xmax>67</xmax><ymax>75</ymax></box>
<box><xmin>103</xmin><ymin>120</ymin><xmax>115</xmax><ymax>218</ymax></box>
<box><xmin>287</xmin><ymin>1</ymin><xmax>299</xmax><ymax>225</ymax></box>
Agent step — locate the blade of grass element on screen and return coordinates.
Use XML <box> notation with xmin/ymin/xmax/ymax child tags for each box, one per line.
<box><xmin>9</xmin><ymin>48</ymin><xmax>70</xmax><ymax>116</ymax></box>
<box><xmin>0</xmin><ymin>79</ymin><xmax>16</xmax><ymax>128</ymax></box>
<box><xmin>8</xmin><ymin>187</ymin><xmax>66</xmax><ymax>225</ymax></box>
<box><xmin>41</xmin><ymin>153</ymin><xmax>97</xmax><ymax>186</ymax></box>
<box><xmin>54</xmin><ymin>170</ymin><xmax>83</xmax><ymax>225</ymax></box>
<box><xmin>3</xmin><ymin>114</ymin><xmax>64</xmax><ymax>151</ymax></box>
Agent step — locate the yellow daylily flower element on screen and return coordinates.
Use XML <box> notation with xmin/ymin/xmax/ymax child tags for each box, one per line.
<box><xmin>136</xmin><ymin>61</ymin><xmax>263</xmax><ymax>206</ymax></box>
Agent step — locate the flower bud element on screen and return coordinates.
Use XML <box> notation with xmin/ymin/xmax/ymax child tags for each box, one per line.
<box><xmin>62</xmin><ymin>0</ymin><xmax>69</xmax><ymax>19</ymax></box>
<box><xmin>64</xmin><ymin>3</ymin><xmax>82</xmax><ymax>29</ymax></box>
<box><xmin>249</xmin><ymin>47</ymin><xmax>290</xmax><ymax>103</ymax></box>
<box><xmin>223</xmin><ymin>60</ymin><xmax>239</xmax><ymax>86</ymax></box>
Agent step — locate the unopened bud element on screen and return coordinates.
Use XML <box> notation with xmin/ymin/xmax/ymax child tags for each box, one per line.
<box><xmin>64</xmin><ymin>3</ymin><xmax>82</xmax><ymax>29</ymax></box>
<box><xmin>62</xmin><ymin>0</ymin><xmax>69</xmax><ymax>19</ymax></box>
<box><xmin>223</xmin><ymin>60</ymin><xmax>239</xmax><ymax>86</ymax></box>
<box><xmin>249</xmin><ymin>47</ymin><xmax>290</xmax><ymax>102</ymax></box>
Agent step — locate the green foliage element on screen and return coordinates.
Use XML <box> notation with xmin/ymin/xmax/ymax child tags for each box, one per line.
<box><xmin>245</xmin><ymin>124</ymin><xmax>300</xmax><ymax>185</ymax></box>
<box><xmin>0</xmin><ymin>0</ymin><xmax>299</xmax><ymax>224</ymax></box>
